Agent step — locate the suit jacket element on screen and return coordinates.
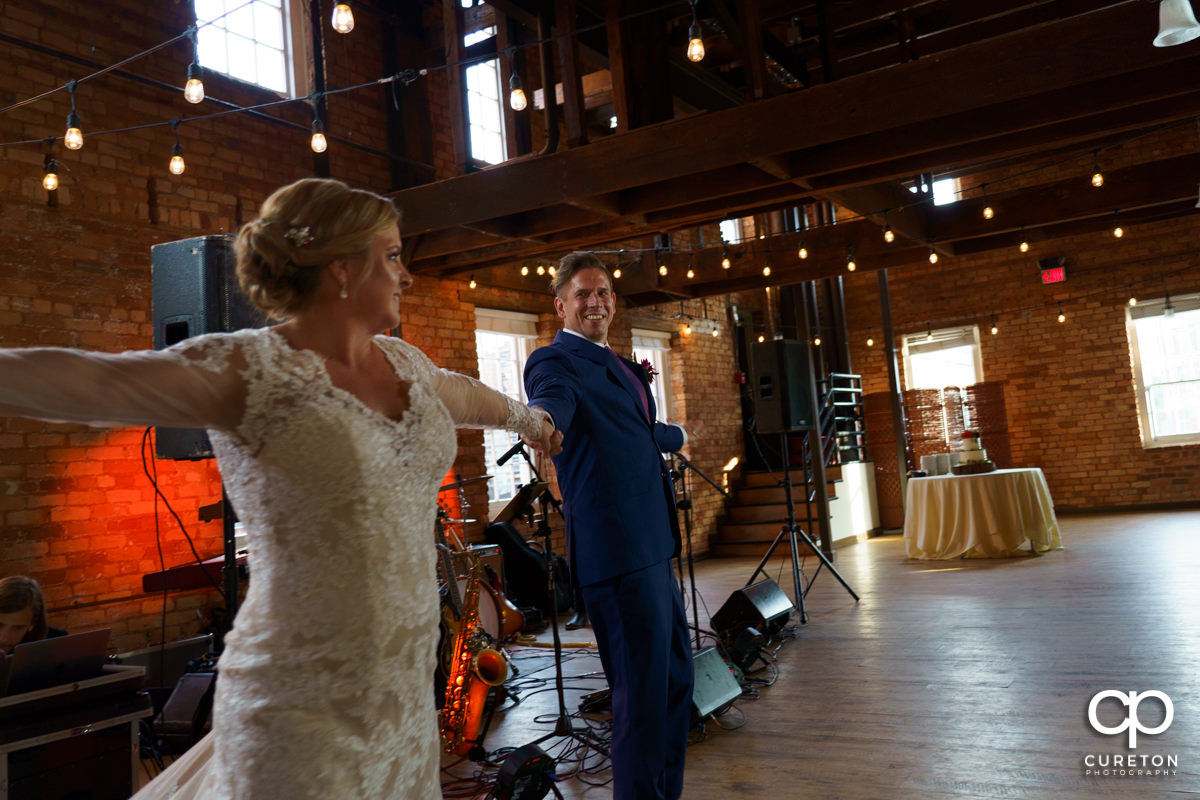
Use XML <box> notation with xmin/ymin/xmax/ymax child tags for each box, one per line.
<box><xmin>524</xmin><ymin>330</ymin><xmax>685</xmax><ymax>587</ymax></box>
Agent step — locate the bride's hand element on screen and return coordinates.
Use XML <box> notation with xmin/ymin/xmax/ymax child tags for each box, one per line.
<box><xmin>524</xmin><ymin>407</ymin><xmax>563</xmax><ymax>457</ymax></box>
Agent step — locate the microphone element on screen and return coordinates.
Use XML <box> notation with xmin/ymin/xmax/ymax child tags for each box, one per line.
<box><xmin>496</xmin><ymin>440</ymin><xmax>526</xmax><ymax>467</ymax></box>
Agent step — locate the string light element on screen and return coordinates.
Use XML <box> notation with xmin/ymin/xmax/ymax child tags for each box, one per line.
<box><xmin>813</xmin><ymin>335</ymin><xmax>822</xmax><ymax>346</ymax></box>
<box><xmin>1057</xmin><ymin>305</ymin><xmax>1066</xmax><ymax>323</ymax></box>
<box><xmin>1164</xmin><ymin>288</ymin><xmax>1176</xmax><ymax>319</ymax></box>
<box><xmin>798</xmin><ymin>243</ymin><xmax>808</xmax><ymax>260</ymax></box>
<box><xmin>508</xmin><ymin>51</ymin><xmax>527</xmax><ymax>111</ymax></box>
<box><xmin>925</xmin><ymin>327</ymin><xmax>933</xmax><ymax>341</ymax></box>
<box><xmin>686</xmin><ymin>1</ymin><xmax>705</xmax><ymax>62</ymax></box>
<box><xmin>981</xmin><ymin>185</ymin><xmax>993</xmax><ymax>219</ymax></box>
<box><xmin>1091</xmin><ymin>151</ymin><xmax>1104</xmax><ymax>188</ymax></box>
<box><xmin>1128</xmin><ymin>285</ymin><xmax>1137</xmax><ymax>306</ymax></box>
<box><xmin>762</xmin><ymin>264</ymin><xmax>771</xmax><ymax>276</ymax></box>
<box><xmin>928</xmin><ymin>246</ymin><xmax>938</xmax><ymax>264</ymax></box>
<box><xmin>846</xmin><ymin>248</ymin><xmax>856</xmax><ymax>272</ymax></box>
<box><xmin>1113</xmin><ymin>224</ymin><xmax>1124</xmax><ymax>238</ymax></box>
<box><xmin>883</xmin><ymin>224</ymin><xmax>894</xmax><ymax>243</ymax></box>
<box><xmin>721</xmin><ymin>245</ymin><xmax>730</xmax><ymax>269</ymax></box>
<box><xmin>548</xmin><ymin>266</ymin><xmax>555</xmax><ymax>276</ymax></box>
<box><xmin>686</xmin><ymin>262</ymin><xmax>695</xmax><ymax>279</ymax></box>
<box><xmin>169</xmin><ymin>122</ymin><xmax>186</xmax><ymax>175</ymax></box>
<box><xmin>683</xmin><ymin>319</ymin><xmax>693</xmax><ymax>335</ymax></box>
<box><xmin>310</xmin><ymin>112</ymin><xmax>328</xmax><ymax>153</ymax></box>
<box><xmin>64</xmin><ymin>82</ymin><xmax>83</xmax><ymax>150</ymax></box>
<box><xmin>711</xmin><ymin>326</ymin><xmax>719</xmax><ymax>338</ymax></box>
<box><xmin>612</xmin><ymin>268</ymin><xmax>621</xmax><ymax>279</ymax></box>
<box><xmin>1019</xmin><ymin>238</ymin><xmax>1029</xmax><ymax>253</ymax></box>
<box><xmin>990</xmin><ymin>316</ymin><xmax>998</xmax><ymax>335</ymax></box>
<box><xmin>536</xmin><ymin>265</ymin><xmax>545</xmax><ymax>275</ymax></box>
<box><xmin>757</xmin><ymin>334</ymin><xmax>765</xmax><ymax>343</ymax></box>
<box><xmin>658</xmin><ymin>263</ymin><xmax>668</xmax><ymax>276</ymax></box>
<box><xmin>184</xmin><ymin>28</ymin><xmax>204</xmax><ymax>104</ymax></box>
<box><xmin>331</xmin><ymin>3</ymin><xmax>355</xmax><ymax>34</ymax></box>
<box><xmin>42</xmin><ymin>152</ymin><xmax>59</xmax><ymax>192</ymax></box>
<box><xmin>866</xmin><ymin>335</ymin><xmax>874</xmax><ymax>347</ymax></box>
<box><xmin>468</xmin><ymin>275</ymin><xmax>477</xmax><ymax>289</ymax></box>
<box><xmin>520</xmin><ymin>265</ymin><xmax>529</xmax><ymax>276</ymax></box>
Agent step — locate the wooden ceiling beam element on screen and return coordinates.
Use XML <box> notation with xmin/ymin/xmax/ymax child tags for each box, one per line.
<box><xmin>393</xmin><ymin>3</ymin><xmax>1187</xmax><ymax>238</ymax></box>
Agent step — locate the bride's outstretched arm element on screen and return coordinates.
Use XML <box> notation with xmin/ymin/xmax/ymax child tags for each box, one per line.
<box><xmin>0</xmin><ymin>338</ymin><xmax>245</xmax><ymax>431</ymax></box>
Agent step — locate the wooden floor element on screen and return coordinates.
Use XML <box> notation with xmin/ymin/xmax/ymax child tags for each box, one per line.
<box><xmin>442</xmin><ymin>510</ymin><xmax>1200</xmax><ymax>799</ymax></box>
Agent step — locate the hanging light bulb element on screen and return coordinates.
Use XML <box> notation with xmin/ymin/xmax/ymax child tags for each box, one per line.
<box><xmin>42</xmin><ymin>157</ymin><xmax>59</xmax><ymax>191</ymax></box>
<box><xmin>169</xmin><ymin>143</ymin><xmax>186</xmax><ymax>175</ymax></box>
<box><xmin>613</xmin><ymin>268</ymin><xmax>622</xmax><ymax>279</ymax></box>
<box><xmin>1020</xmin><ymin>239</ymin><xmax>1030</xmax><ymax>253</ymax></box>
<box><xmin>1091</xmin><ymin>161</ymin><xmax>1104</xmax><ymax>188</ymax></box>
<box><xmin>721</xmin><ymin>246</ymin><xmax>730</xmax><ymax>269</ymax></box>
<box><xmin>468</xmin><ymin>275</ymin><xmax>477</xmax><ymax>289</ymax></box>
<box><xmin>168</xmin><ymin>122</ymin><xmax>185</xmax><ymax>175</ymax></box>
<box><xmin>536</xmin><ymin>265</ymin><xmax>545</xmax><ymax>275</ymax></box>
<box><xmin>1164</xmin><ymin>288</ymin><xmax>1176</xmax><ymax>319</ymax></box>
<box><xmin>520</xmin><ymin>265</ymin><xmax>529</xmax><ymax>276</ymax></box>
<box><xmin>1057</xmin><ymin>305</ymin><xmax>1066</xmax><ymax>323</ymax></box>
<box><xmin>331</xmin><ymin>3</ymin><xmax>355</xmax><ymax>34</ymax></box>
<box><xmin>762</xmin><ymin>265</ymin><xmax>771</xmax><ymax>277</ymax></box>
<box><xmin>63</xmin><ymin>82</ymin><xmax>83</xmax><ymax>150</ymax></box>
<box><xmin>310</xmin><ymin>115</ymin><xmax>328</xmax><ymax>153</ymax></box>
<box><xmin>548</xmin><ymin>266</ymin><xmax>556</xmax><ymax>276</ymax></box>
<box><xmin>658</xmin><ymin>263</ymin><xmax>668</xmax><ymax>276</ymax></box>
<box><xmin>813</xmin><ymin>335</ymin><xmax>822</xmax><ymax>346</ymax></box>
<box><xmin>926</xmin><ymin>328</ymin><xmax>933</xmax><ymax>342</ymax></box>
<box><xmin>508</xmin><ymin>71</ymin><xmax>527</xmax><ymax>112</ymax></box>
<box><xmin>846</xmin><ymin>251</ymin><xmax>856</xmax><ymax>272</ymax></box>
<box><xmin>990</xmin><ymin>316</ymin><xmax>999</xmax><ymax>335</ymax></box>
<box><xmin>1129</xmin><ymin>294</ymin><xmax>1137</xmax><ymax>307</ymax></box>
<box><xmin>184</xmin><ymin>29</ymin><xmax>204</xmax><ymax>103</ymax></box>
<box><xmin>798</xmin><ymin>243</ymin><xmax>808</xmax><ymax>260</ymax></box>
<box><xmin>883</xmin><ymin>225</ymin><xmax>894</xmax><ymax>243</ymax></box>
<box><xmin>684</xmin><ymin>320</ymin><xmax>693</xmax><ymax>335</ymax></box>
<box><xmin>711</xmin><ymin>326</ymin><xmax>719</xmax><ymax>338</ymax></box>
<box><xmin>686</xmin><ymin>1</ymin><xmax>705</xmax><ymax>62</ymax></box>
<box><xmin>1113</xmin><ymin>224</ymin><xmax>1124</xmax><ymax>238</ymax></box>
<box><xmin>983</xmin><ymin>203</ymin><xmax>994</xmax><ymax>220</ymax></box>
<box><xmin>928</xmin><ymin>246</ymin><xmax>939</xmax><ymax>264</ymax></box>
<box><xmin>757</xmin><ymin>334</ymin><xmax>765</xmax><ymax>343</ymax></box>
<box><xmin>866</xmin><ymin>335</ymin><xmax>874</xmax><ymax>347</ymax></box>
<box><xmin>686</xmin><ymin>267</ymin><xmax>695</xmax><ymax>279</ymax></box>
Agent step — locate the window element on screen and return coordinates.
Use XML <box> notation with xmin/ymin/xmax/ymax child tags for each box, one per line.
<box><xmin>475</xmin><ymin>309</ymin><xmax>538</xmax><ymax>513</ymax></box>
<box><xmin>902</xmin><ymin>325</ymin><xmax>983</xmax><ymax>393</ymax></box>
<box><xmin>463</xmin><ymin>27</ymin><xmax>505</xmax><ymax>165</ymax></box>
<box><xmin>632</xmin><ymin>329</ymin><xmax>674</xmax><ymax>423</ymax></box>
<box><xmin>1127</xmin><ymin>293</ymin><xmax>1200</xmax><ymax>447</ymax></box>
<box><xmin>194</xmin><ymin>0</ymin><xmax>307</xmax><ymax>97</ymax></box>
<box><xmin>908</xmin><ymin>176</ymin><xmax>961</xmax><ymax>206</ymax></box>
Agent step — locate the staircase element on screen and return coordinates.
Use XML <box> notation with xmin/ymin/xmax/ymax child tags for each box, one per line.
<box><xmin>710</xmin><ymin>372</ymin><xmax>866</xmax><ymax>559</ymax></box>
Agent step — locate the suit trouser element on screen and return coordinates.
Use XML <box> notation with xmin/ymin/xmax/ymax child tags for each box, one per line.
<box><xmin>582</xmin><ymin>560</ymin><xmax>694</xmax><ymax>800</ymax></box>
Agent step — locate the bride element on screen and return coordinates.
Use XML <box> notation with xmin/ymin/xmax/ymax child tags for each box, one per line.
<box><xmin>0</xmin><ymin>178</ymin><xmax>560</xmax><ymax>799</ymax></box>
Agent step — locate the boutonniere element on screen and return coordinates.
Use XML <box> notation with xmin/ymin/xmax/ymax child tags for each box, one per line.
<box><xmin>638</xmin><ymin>357</ymin><xmax>659</xmax><ymax>382</ymax></box>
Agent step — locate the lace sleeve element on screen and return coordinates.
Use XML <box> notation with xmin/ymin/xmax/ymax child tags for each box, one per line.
<box><xmin>0</xmin><ymin>333</ymin><xmax>246</xmax><ymax>431</ymax></box>
<box><xmin>380</xmin><ymin>336</ymin><xmax>546</xmax><ymax>439</ymax></box>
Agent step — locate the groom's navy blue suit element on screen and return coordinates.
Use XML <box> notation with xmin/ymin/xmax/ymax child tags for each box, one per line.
<box><xmin>525</xmin><ymin>329</ymin><xmax>694</xmax><ymax>800</ymax></box>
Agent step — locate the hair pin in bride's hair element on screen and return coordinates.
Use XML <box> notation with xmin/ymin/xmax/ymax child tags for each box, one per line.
<box><xmin>283</xmin><ymin>225</ymin><xmax>314</xmax><ymax>248</ymax></box>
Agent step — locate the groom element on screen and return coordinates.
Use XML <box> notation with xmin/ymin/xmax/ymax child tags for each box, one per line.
<box><xmin>523</xmin><ymin>253</ymin><xmax>694</xmax><ymax>800</ymax></box>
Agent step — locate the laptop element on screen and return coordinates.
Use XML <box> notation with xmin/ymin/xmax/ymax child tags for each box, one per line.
<box><xmin>0</xmin><ymin>628</ymin><xmax>111</xmax><ymax>696</ymax></box>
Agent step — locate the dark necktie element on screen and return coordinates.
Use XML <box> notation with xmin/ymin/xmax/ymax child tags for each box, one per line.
<box><xmin>608</xmin><ymin>347</ymin><xmax>651</xmax><ymax>422</ymax></box>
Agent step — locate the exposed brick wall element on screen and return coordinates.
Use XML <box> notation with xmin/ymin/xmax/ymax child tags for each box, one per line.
<box><xmin>844</xmin><ymin>206</ymin><xmax>1200</xmax><ymax>511</ymax></box>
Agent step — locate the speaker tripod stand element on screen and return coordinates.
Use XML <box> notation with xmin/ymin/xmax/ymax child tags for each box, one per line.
<box><xmin>748</xmin><ymin>433</ymin><xmax>859</xmax><ymax>624</ymax></box>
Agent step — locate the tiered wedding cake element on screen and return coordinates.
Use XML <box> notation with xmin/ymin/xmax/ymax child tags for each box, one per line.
<box><xmin>951</xmin><ymin>430</ymin><xmax>996</xmax><ymax>475</ymax></box>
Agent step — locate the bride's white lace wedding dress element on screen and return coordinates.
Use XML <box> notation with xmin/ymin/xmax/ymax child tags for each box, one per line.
<box><xmin>0</xmin><ymin>328</ymin><xmax>544</xmax><ymax>799</ymax></box>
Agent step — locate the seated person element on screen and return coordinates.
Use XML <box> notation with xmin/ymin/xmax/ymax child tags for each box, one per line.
<box><xmin>0</xmin><ymin>576</ymin><xmax>64</xmax><ymax>655</ymax></box>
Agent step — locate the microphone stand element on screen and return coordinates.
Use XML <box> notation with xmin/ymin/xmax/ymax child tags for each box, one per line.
<box><xmin>671</xmin><ymin>453</ymin><xmax>729</xmax><ymax>651</ymax></box>
<box><xmin>508</xmin><ymin>445</ymin><xmax>608</xmax><ymax>757</ymax></box>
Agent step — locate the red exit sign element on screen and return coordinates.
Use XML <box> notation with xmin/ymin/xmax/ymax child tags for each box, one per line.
<box><xmin>1041</xmin><ymin>265</ymin><xmax>1066</xmax><ymax>284</ymax></box>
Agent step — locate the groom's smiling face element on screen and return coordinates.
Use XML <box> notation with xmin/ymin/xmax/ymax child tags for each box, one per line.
<box><xmin>556</xmin><ymin>267</ymin><xmax>615</xmax><ymax>344</ymax></box>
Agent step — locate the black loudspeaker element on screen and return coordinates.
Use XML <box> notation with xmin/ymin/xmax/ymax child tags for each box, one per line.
<box><xmin>495</xmin><ymin>743</ymin><xmax>555</xmax><ymax>800</ymax></box>
<box><xmin>151</xmin><ymin>235</ymin><xmax>265</xmax><ymax>460</ymax></box>
<box><xmin>751</xmin><ymin>339</ymin><xmax>813</xmax><ymax>434</ymax></box>
<box><xmin>710</xmin><ymin>578</ymin><xmax>795</xmax><ymax>637</ymax></box>
<box><xmin>691</xmin><ymin>646</ymin><xmax>742</xmax><ymax>719</ymax></box>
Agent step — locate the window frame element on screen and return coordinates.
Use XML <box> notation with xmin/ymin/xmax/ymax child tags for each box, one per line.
<box><xmin>475</xmin><ymin>308</ymin><xmax>538</xmax><ymax>517</ymax></box>
<box><xmin>194</xmin><ymin>0</ymin><xmax>311</xmax><ymax>99</ymax></box>
<box><xmin>901</xmin><ymin>325</ymin><xmax>984</xmax><ymax>393</ymax></box>
<box><xmin>1126</xmin><ymin>293</ymin><xmax>1200</xmax><ymax>448</ymax></box>
<box><xmin>462</xmin><ymin>27</ymin><xmax>506</xmax><ymax>166</ymax></box>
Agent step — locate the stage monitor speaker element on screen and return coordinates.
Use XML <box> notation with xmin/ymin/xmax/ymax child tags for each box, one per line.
<box><xmin>691</xmin><ymin>646</ymin><xmax>742</xmax><ymax>719</ymax></box>
<box><xmin>751</xmin><ymin>339</ymin><xmax>813</xmax><ymax>434</ymax></box>
<box><xmin>151</xmin><ymin>235</ymin><xmax>266</xmax><ymax>460</ymax></box>
<box><xmin>495</xmin><ymin>742</ymin><xmax>555</xmax><ymax>800</ymax></box>
<box><xmin>710</xmin><ymin>578</ymin><xmax>794</xmax><ymax>637</ymax></box>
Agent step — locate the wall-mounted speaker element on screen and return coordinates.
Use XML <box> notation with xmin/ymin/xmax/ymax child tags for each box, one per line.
<box><xmin>151</xmin><ymin>235</ymin><xmax>265</xmax><ymax>460</ymax></box>
<box><xmin>750</xmin><ymin>339</ymin><xmax>813</xmax><ymax>434</ymax></box>
<box><xmin>709</xmin><ymin>578</ymin><xmax>795</xmax><ymax>637</ymax></box>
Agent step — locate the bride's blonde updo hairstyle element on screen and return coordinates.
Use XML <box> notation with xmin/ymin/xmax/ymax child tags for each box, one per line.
<box><xmin>235</xmin><ymin>178</ymin><xmax>400</xmax><ymax>319</ymax></box>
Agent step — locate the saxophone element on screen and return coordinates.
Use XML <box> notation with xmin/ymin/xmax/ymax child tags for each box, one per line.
<box><xmin>439</xmin><ymin>547</ymin><xmax>508</xmax><ymax>755</ymax></box>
